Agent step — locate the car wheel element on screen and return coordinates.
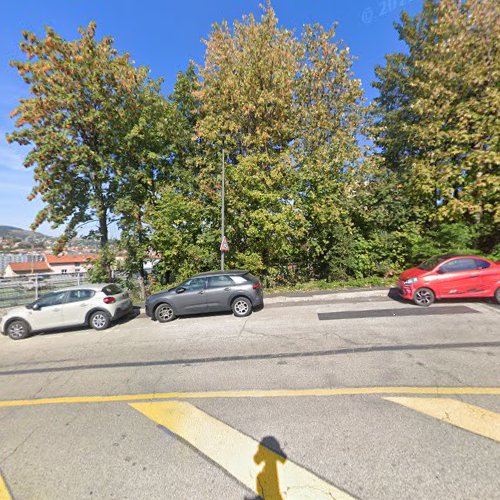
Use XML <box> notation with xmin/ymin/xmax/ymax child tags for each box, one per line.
<box><xmin>90</xmin><ymin>311</ymin><xmax>111</xmax><ymax>330</ymax></box>
<box><xmin>232</xmin><ymin>297</ymin><xmax>252</xmax><ymax>317</ymax></box>
<box><xmin>413</xmin><ymin>287</ymin><xmax>435</xmax><ymax>307</ymax></box>
<box><xmin>7</xmin><ymin>319</ymin><xmax>31</xmax><ymax>340</ymax></box>
<box><xmin>155</xmin><ymin>303</ymin><xmax>176</xmax><ymax>323</ymax></box>
<box><xmin>495</xmin><ymin>288</ymin><xmax>500</xmax><ymax>304</ymax></box>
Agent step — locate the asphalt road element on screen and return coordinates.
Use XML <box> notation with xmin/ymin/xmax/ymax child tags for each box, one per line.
<box><xmin>0</xmin><ymin>289</ymin><xmax>499</xmax><ymax>499</ymax></box>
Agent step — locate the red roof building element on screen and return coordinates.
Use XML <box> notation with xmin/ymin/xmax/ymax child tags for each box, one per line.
<box><xmin>4</xmin><ymin>261</ymin><xmax>52</xmax><ymax>276</ymax></box>
<box><xmin>44</xmin><ymin>254</ymin><xmax>96</xmax><ymax>265</ymax></box>
<box><xmin>3</xmin><ymin>254</ymin><xmax>97</xmax><ymax>277</ymax></box>
<box><xmin>43</xmin><ymin>254</ymin><xmax>96</xmax><ymax>275</ymax></box>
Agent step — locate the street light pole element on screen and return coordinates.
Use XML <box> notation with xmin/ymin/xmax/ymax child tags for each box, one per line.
<box><xmin>221</xmin><ymin>147</ymin><xmax>225</xmax><ymax>271</ymax></box>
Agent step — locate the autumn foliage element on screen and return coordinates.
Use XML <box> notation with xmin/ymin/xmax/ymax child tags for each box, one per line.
<box><xmin>8</xmin><ymin>2</ymin><xmax>500</xmax><ymax>285</ymax></box>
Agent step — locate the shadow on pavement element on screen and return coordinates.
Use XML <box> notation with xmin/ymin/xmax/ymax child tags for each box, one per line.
<box><xmin>245</xmin><ymin>436</ymin><xmax>287</xmax><ymax>500</ymax></box>
<box><xmin>3</xmin><ymin>339</ymin><xmax>500</xmax><ymax>375</ymax></box>
<box><xmin>387</xmin><ymin>287</ymin><xmax>407</xmax><ymax>304</ymax></box>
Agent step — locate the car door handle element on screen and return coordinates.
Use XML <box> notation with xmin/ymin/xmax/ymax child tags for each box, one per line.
<box><xmin>470</xmin><ymin>274</ymin><xmax>479</xmax><ymax>278</ymax></box>
<box><xmin>198</xmin><ymin>291</ymin><xmax>204</xmax><ymax>294</ymax></box>
<box><xmin>80</xmin><ymin>303</ymin><xmax>88</xmax><ymax>307</ymax></box>
<box><xmin>53</xmin><ymin>308</ymin><xmax>60</xmax><ymax>312</ymax></box>
<box><xmin>224</xmin><ymin>288</ymin><xmax>231</xmax><ymax>291</ymax></box>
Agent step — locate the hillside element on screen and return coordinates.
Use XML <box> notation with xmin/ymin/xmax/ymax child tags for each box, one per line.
<box><xmin>0</xmin><ymin>226</ymin><xmax>51</xmax><ymax>241</ymax></box>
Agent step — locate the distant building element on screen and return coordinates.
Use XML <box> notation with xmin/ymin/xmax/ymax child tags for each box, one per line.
<box><xmin>4</xmin><ymin>261</ymin><xmax>52</xmax><ymax>277</ymax></box>
<box><xmin>2</xmin><ymin>253</ymin><xmax>96</xmax><ymax>277</ymax></box>
<box><xmin>0</xmin><ymin>253</ymin><xmax>44</xmax><ymax>275</ymax></box>
<box><xmin>44</xmin><ymin>254</ymin><xmax>95</xmax><ymax>275</ymax></box>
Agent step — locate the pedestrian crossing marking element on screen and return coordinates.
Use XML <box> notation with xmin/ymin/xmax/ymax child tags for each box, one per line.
<box><xmin>384</xmin><ymin>397</ymin><xmax>500</xmax><ymax>442</ymax></box>
<box><xmin>130</xmin><ymin>401</ymin><xmax>354</xmax><ymax>499</ymax></box>
<box><xmin>0</xmin><ymin>469</ymin><xmax>12</xmax><ymax>500</ymax></box>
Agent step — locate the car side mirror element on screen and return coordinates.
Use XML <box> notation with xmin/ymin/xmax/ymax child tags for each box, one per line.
<box><xmin>32</xmin><ymin>303</ymin><xmax>41</xmax><ymax>311</ymax></box>
<box><xmin>176</xmin><ymin>287</ymin><xmax>186</xmax><ymax>294</ymax></box>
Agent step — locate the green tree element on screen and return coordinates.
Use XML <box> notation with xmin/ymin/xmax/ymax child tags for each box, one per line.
<box><xmin>143</xmin><ymin>65</ymin><xmax>218</xmax><ymax>283</ymax></box>
<box><xmin>190</xmin><ymin>5</ymin><xmax>366</xmax><ymax>283</ymax></box>
<box><xmin>114</xmin><ymin>80</ymin><xmax>190</xmax><ymax>287</ymax></box>
<box><xmin>7</xmin><ymin>22</ymin><xmax>164</xmax><ymax>278</ymax></box>
<box><xmin>292</xmin><ymin>23</ymin><xmax>366</xmax><ymax>280</ymax></box>
<box><xmin>372</xmin><ymin>0</ymin><xmax>500</xmax><ymax>251</ymax></box>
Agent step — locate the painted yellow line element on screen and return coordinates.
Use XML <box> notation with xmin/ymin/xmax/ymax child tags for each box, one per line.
<box><xmin>384</xmin><ymin>397</ymin><xmax>500</xmax><ymax>442</ymax></box>
<box><xmin>0</xmin><ymin>387</ymin><xmax>499</xmax><ymax>408</ymax></box>
<box><xmin>131</xmin><ymin>401</ymin><xmax>353</xmax><ymax>499</ymax></box>
<box><xmin>0</xmin><ymin>470</ymin><xmax>12</xmax><ymax>500</ymax></box>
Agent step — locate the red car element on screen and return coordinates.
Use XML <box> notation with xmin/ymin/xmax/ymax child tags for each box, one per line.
<box><xmin>398</xmin><ymin>254</ymin><xmax>500</xmax><ymax>306</ymax></box>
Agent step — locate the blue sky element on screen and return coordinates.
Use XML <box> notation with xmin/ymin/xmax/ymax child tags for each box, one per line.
<box><xmin>0</xmin><ymin>0</ymin><xmax>422</xmax><ymax>236</ymax></box>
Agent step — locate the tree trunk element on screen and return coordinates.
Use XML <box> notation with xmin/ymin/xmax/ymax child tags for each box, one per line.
<box><xmin>99</xmin><ymin>210</ymin><xmax>108</xmax><ymax>249</ymax></box>
<box><xmin>138</xmin><ymin>272</ymin><xmax>146</xmax><ymax>300</ymax></box>
<box><xmin>97</xmin><ymin>202</ymin><xmax>112</xmax><ymax>281</ymax></box>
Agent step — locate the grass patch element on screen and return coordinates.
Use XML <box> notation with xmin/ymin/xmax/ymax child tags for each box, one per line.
<box><xmin>264</xmin><ymin>276</ymin><xmax>395</xmax><ymax>295</ymax></box>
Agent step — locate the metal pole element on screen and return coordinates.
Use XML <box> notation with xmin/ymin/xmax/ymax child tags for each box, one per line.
<box><xmin>30</xmin><ymin>233</ymin><xmax>34</xmax><ymax>274</ymax></box>
<box><xmin>221</xmin><ymin>148</ymin><xmax>225</xmax><ymax>271</ymax></box>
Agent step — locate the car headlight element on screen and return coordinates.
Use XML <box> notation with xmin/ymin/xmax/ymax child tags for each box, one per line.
<box><xmin>404</xmin><ymin>277</ymin><xmax>418</xmax><ymax>285</ymax></box>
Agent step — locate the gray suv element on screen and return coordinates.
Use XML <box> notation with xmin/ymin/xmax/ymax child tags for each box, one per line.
<box><xmin>145</xmin><ymin>270</ymin><xmax>263</xmax><ymax>322</ymax></box>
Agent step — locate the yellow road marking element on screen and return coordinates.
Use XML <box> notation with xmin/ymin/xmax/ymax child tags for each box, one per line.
<box><xmin>0</xmin><ymin>470</ymin><xmax>12</xmax><ymax>500</ymax></box>
<box><xmin>384</xmin><ymin>397</ymin><xmax>500</xmax><ymax>442</ymax></box>
<box><xmin>0</xmin><ymin>387</ymin><xmax>499</xmax><ymax>408</ymax></box>
<box><xmin>130</xmin><ymin>401</ymin><xmax>353</xmax><ymax>499</ymax></box>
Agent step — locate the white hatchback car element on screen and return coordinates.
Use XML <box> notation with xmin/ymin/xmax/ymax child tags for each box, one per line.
<box><xmin>0</xmin><ymin>284</ymin><xmax>133</xmax><ymax>340</ymax></box>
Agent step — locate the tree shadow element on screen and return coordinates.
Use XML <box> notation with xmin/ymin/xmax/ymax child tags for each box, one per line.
<box><xmin>245</xmin><ymin>436</ymin><xmax>287</xmax><ymax>500</ymax></box>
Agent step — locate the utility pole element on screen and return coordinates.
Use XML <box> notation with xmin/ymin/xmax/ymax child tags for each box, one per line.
<box><xmin>30</xmin><ymin>232</ymin><xmax>34</xmax><ymax>274</ymax></box>
<box><xmin>221</xmin><ymin>147</ymin><xmax>225</xmax><ymax>271</ymax></box>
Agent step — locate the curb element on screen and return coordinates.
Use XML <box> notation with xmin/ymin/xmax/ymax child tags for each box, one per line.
<box><xmin>134</xmin><ymin>286</ymin><xmax>394</xmax><ymax>309</ymax></box>
<box><xmin>264</xmin><ymin>285</ymin><xmax>390</xmax><ymax>299</ymax></box>
<box><xmin>264</xmin><ymin>287</ymin><xmax>391</xmax><ymax>305</ymax></box>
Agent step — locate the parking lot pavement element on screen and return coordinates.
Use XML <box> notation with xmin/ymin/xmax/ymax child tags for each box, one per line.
<box><xmin>0</xmin><ymin>290</ymin><xmax>499</xmax><ymax>499</ymax></box>
<box><xmin>0</xmin><ymin>389</ymin><xmax>499</xmax><ymax>499</ymax></box>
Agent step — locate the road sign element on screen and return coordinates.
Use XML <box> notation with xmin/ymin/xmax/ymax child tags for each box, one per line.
<box><xmin>220</xmin><ymin>236</ymin><xmax>229</xmax><ymax>252</ymax></box>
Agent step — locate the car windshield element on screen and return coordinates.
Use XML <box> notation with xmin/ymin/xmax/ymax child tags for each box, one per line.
<box><xmin>243</xmin><ymin>272</ymin><xmax>259</xmax><ymax>283</ymax></box>
<box><xmin>102</xmin><ymin>284</ymin><xmax>122</xmax><ymax>295</ymax></box>
<box><xmin>418</xmin><ymin>255</ymin><xmax>450</xmax><ymax>271</ymax></box>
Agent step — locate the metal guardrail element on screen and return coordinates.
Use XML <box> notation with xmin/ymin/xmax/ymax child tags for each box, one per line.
<box><xmin>0</xmin><ymin>273</ymin><xmax>89</xmax><ymax>310</ymax></box>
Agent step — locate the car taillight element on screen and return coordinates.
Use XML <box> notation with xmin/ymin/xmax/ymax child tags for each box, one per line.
<box><xmin>253</xmin><ymin>283</ymin><xmax>260</xmax><ymax>290</ymax></box>
<box><xmin>104</xmin><ymin>297</ymin><xmax>116</xmax><ymax>304</ymax></box>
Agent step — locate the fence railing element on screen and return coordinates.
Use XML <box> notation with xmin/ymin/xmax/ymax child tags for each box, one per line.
<box><xmin>0</xmin><ymin>273</ymin><xmax>89</xmax><ymax>310</ymax></box>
